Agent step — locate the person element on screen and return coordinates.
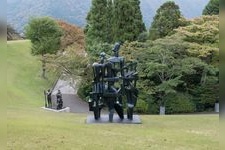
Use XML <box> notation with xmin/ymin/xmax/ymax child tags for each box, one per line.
<box><xmin>46</xmin><ymin>89</ymin><xmax>52</xmax><ymax>108</ymax></box>
<box><xmin>56</xmin><ymin>90</ymin><xmax>63</xmax><ymax>110</ymax></box>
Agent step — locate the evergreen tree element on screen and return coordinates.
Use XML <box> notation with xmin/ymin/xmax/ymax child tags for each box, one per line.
<box><xmin>113</xmin><ymin>0</ymin><xmax>145</xmax><ymax>42</ymax></box>
<box><xmin>149</xmin><ymin>1</ymin><xmax>182</xmax><ymax>40</ymax></box>
<box><xmin>202</xmin><ymin>0</ymin><xmax>219</xmax><ymax>15</ymax></box>
<box><xmin>106</xmin><ymin>0</ymin><xmax>114</xmax><ymax>43</ymax></box>
<box><xmin>85</xmin><ymin>0</ymin><xmax>110</xmax><ymax>45</ymax></box>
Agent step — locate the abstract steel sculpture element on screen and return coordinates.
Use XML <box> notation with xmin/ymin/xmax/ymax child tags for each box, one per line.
<box><xmin>88</xmin><ymin>42</ymin><xmax>138</xmax><ymax>122</ymax></box>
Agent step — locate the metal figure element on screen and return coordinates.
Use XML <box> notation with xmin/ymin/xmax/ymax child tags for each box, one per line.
<box><xmin>88</xmin><ymin>42</ymin><xmax>138</xmax><ymax>122</ymax></box>
<box><xmin>56</xmin><ymin>90</ymin><xmax>63</xmax><ymax>110</ymax></box>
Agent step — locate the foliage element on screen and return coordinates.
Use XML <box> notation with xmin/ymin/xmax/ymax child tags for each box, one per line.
<box><xmin>175</xmin><ymin>15</ymin><xmax>219</xmax><ymax>66</ymax></box>
<box><xmin>137</xmin><ymin>32</ymin><xmax>149</xmax><ymax>42</ymax></box>
<box><xmin>85</xmin><ymin>0</ymin><xmax>110</xmax><ymax>46</ymax></box>
<box><xmin>190</xmin><ymin>76</ymin><xmax>219</xmax><ymax>111</ymax></box>
<box><xmin>85</xmin><ymin>41</ymin><xmax>113</xmax><ymax>59</ymax></box>
<box><xmin>44</xmin><ymin>20</ymin><xmax>87</xmax><ymax>80</ymax></box>
<box><xmin>57</xmin><ymin>20</ymin><xmax>85</xmax><ymax>51</ymax></box>
<box><xmin>120</xmin><ymin>15</ymin><xmax>219</xmax><ymax>113</ymax></box>
<box><xmin>25</xmin><ymin>17</ymin><xmax>62</xmax><ymax>78</ymax></box>
<box><xmin>77</xmin><ymin>64</ymin><xmax>93</xmax><ymax>100</ymax></box>
<box><xmin>149</xmin><ymin>1</ymin><xmax>183</xmax><ymax>40</ymax></box>
<box><xmin>165</xmin><ymin>93</ymin><xmax>196</xmax><ymax>114</ymax></box>
<box><xmin>85</xmin><ymin>0</ymin><xmax>145</xmax><ymax>54</ymax></box>
<box><xmin>25</xmin><ymin>17</ymin><xmax>62</xmax><ymax>55</ymax></box>
<box><xmin>113</xmin><ymin>0</ymin><xmax>146</xmax><ymax>42</ymax></box>
<box><xmin>135</xmin><ymin>99</ymin><xmax>148</xmax><ymax>113</ymax></box>
<box><xmin>202</xmin><ymin>0</ymin><xmax>219</xmax><ymax>15</ymax></box>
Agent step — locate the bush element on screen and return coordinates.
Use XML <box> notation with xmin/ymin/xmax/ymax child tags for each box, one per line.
<box><xmin>86</xmin><ymin>42</ymin><xmax>113</xmax><ymax>58</ymax></box>
<box><xmin>137</xmin><ymin>32</ymin><xmax>148</xmax><ymax>42</ymax></box>
<box><xmin>165</xmin><ymin>93</ymin><xmax>196</xmax><ymax>114</ymax></box>
<box><xmin>77</xmin><ymin>82</ymin><xmax>92</xmax><ymax>100</ymax></box>
<box><xmin>135</xmin><ymin>99</ymin><xmax>148</xmax><ymax>113</ymax></box>
<box><xmin>147</xmin><ymin>97</ymin><xmax>159</xmax><ymax>114</ymax></box>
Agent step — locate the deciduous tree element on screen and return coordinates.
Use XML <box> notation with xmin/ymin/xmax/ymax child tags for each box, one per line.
<box><xmin>25</xmin><ymin>17</ymin><xmax>62</xmax><ymax>78</ymax></box>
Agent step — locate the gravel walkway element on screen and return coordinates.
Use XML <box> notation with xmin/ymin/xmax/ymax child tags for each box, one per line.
<box><xmin>50</xmin><ymin>79</ymin><xmax>89</xmax><ymax>113</ymax></box>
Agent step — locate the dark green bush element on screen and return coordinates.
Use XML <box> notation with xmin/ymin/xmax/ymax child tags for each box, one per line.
<box><xmin>135</xmin><ymin>99</ymin><xmax>148</xmax><ymax>113</ymax></box>
<box><xmin>137</xmin><ymin>32</ymin><xmax>149</xmax><ymax>42</ymax></box>
<box><xmin>165</xmin><ymin>93</ymin><xmax>196</xmax><ymax>114</ymax></box>
<box><xmin>77</xmin><ymin>82</ymin><xmax>92</xmax><ymax>100</ymax></box>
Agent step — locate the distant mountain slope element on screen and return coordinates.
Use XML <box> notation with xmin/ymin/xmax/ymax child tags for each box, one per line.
<box><xmin>7</xmin><ymin>0</ymin><xmax>209</xmax><ymax>33</ymax></box>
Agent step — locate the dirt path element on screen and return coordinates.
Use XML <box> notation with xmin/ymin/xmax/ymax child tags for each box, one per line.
<box><xmin>50</xmin><ymin>79</ymin><xmax>89</xmax><ymax>113</ymax></box>
<box><xmin>50</xmin><ymin>78</ymin><xmax>107</xmax><ymax>114</ymax></box>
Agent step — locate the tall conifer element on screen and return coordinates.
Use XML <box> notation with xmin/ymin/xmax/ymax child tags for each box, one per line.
<box><xmin>149</xmin><ymin>1</ymin><xmax>182</xmax><ymax>40</ymax></box>
<box><xmin>202</xmin><ymin>0</ymin><xmax>219</xmax><ymax>15</ymax></box>
<box><xmin>113</xmin><ymin>0</ymin><xmax>145</xmax><ymax>42</ymax></box>
<box><xmin>85</xmin><ymin>0</ymin><xmax>109</xmax><ymax>45</ymax></box>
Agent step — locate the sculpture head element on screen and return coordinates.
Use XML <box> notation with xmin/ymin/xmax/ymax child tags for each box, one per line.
<box><xmin>100</xmin><ymin>52</ymin><xmax>106</xmax><ymax>63</ymax></box>
<box><xmin>112</xmin><ymin>42</ymin><xmax>122</xmax><ymax>57</ymax></box>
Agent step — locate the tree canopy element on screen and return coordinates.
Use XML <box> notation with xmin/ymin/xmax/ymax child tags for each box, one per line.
<box><xmin>202</xmin><ymin>0</ymin><xmax>219</xmax><ymax>15</ymax></box>
<box><xmin>85</xmin><ymin>0</ymin><xmax>145</xmax><ymax>54</ymax></box>
<box><xmin>119</xmin><ymin>15</ymin><xmax>219</xmax><ymax>114</ymax></box>
<box><xmin>149</xmin><ymin>1</ymin><xmax>183</xmax><ymax>40</ymax></box>
<box><xmin>113</xmin><ymin>0</ymin><xmax>146</xmax><ymax>42</ymax></box>
<box><xmin>25</xmin><ymin>17</ymin><xmax>62</xmax><ymax>78</ymax></box>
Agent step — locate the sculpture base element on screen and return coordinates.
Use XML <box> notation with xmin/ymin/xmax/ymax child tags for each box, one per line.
<box><xmin>86</xmin><ymin>114</ymin><xmax>141</xmax><ymax>124</ymax></box>
<box><xmin>41</xmin><ymin>106</ymin><xmax>70</xmax><ymax>113</ymax></box>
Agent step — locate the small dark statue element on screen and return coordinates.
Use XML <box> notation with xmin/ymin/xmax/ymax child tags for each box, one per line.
<box><xmin>56</xmin><ymin>90</ymin><xmax>63</xmax><ymax>110</ymax></box>
<box><xmin>88</xmin><ymin>42</ymin><xmax>138</xmax><ymax>122</ymax></box>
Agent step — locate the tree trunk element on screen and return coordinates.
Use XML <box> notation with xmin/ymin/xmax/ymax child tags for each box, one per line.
<box><xmin>159</xmin><ymin>94</ymin><xmax>166</xmax><ymax>115</ymax></box>
<box><xmin>42</xmin><ymin>54</ymin><xmax>46</xmax><ymax>79</ymax></box>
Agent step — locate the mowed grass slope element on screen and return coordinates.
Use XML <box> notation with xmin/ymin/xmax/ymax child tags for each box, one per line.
<box><xmin>7</xmin><ymin>40</ymin><xmax>219</xmax><ymax>150</ymax></box>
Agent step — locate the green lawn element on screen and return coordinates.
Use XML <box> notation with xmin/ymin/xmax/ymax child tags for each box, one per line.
<box><xmin>7</xmin><ymin>40</ymin><xmax>219</xmax><ymax>150</ymax></box>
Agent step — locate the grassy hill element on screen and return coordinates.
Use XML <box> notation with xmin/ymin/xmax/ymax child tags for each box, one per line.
<box><xmin>7</xmin><ymin>40</ymin><xmax>219</xmax><ymax>150</ymax></box>
<box><xmin>7</xmin><ymin>40</ymin><xmax>50</xmax><ymax>109</ymax></box>
<box><xmin>7</xmin><ymin>0</ymin><xmax>210</xmax><ymax>33</ymax></box>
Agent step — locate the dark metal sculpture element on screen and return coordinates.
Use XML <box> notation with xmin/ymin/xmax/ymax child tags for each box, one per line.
<box><xmin>56</xmin><ymin>90</ymin><xmax>63</xmax><ymax>110</ymax></box>
<box><xmin>88</xmin><ymin>42</ymin><xmax>138</xmax><ymax>122</ymax></box>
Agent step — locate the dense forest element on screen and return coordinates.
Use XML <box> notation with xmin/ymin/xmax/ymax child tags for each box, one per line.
<box><xmin>24</xmin><ymin>0</ymin><xmax>219</xmax><ymax>114</ymax></box>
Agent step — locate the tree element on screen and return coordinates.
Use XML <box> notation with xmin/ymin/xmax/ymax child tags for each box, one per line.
<box><xmin>106</xmin><ymin>0</ymin><xmax>114</xmax><ymax>43</ymax></box>
<box><xmin>149</xmin><ymin>1</ymin><xmax>182</xmax><ymax>40</ymax></box>
<box><xmin>202</xmin><ymin>0</ymin><xmax>219</xmax><ymax>15</ymax></box>
<box><xmin>25</xmin><ymin>17</ymin><xmax>62</xmax><ymax>78</ymax></box>
<box><xmin>113</xmin><ymin>0</ymin><xmax>146</xmax><ymax>42</ymax></box>
<box><xmin>142</xmin><ymin>45</ymin><xmax>183</xmax><ymax>108</ymax></box>
<box><xmin>57</xmin><ymin>20</ymin><xmax>85</xmax><ymax>51</ymax></box>
<box><xmin>85</xmin><ymin>0</ymin><xmax>110</xmax><ymax>46</ymax></box>
<box><xmin>119</xmin><ymin>15</ymin><xmax>219</xmax><ymax>114</ymax></box>
<box><xmin>176</xmin><ymin>15</ymin><xmax>219</xmax><ymax>65</ymax></box>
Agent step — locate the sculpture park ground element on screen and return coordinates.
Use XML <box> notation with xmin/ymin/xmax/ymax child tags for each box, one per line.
<box><xmin>7</xmin><ymin>40</ymin><xmax>219</xmax><ymax>150</ymax></box>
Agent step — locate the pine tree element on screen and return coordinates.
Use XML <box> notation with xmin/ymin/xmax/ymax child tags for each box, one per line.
<box><xmin>85</xmin><ymin>0</ymin><xmax>110</xmax><ymax>45</ymax></box>
<box><xmin>132</xmin><ymin>0</ymin><xmax>146</xmax><ymax>34</ymax></box>
<box><xmin>202</xmin><ymin>0</ymin><xmax>219</xmax><ymax>15</ymax></box>
<box><xmin>149</xmin><ymin>1</ymin><xmax>182</xmax><ymax>40</ymax></box>
<box><xmin>106</xmin><ymin>0</ymin><xmax>114</xmax><ymax>43</ymax></box>
<box><xmin>113</xmin><ymin>0</ymin><xmax>145</xmax><ymax>42</ymax></box>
